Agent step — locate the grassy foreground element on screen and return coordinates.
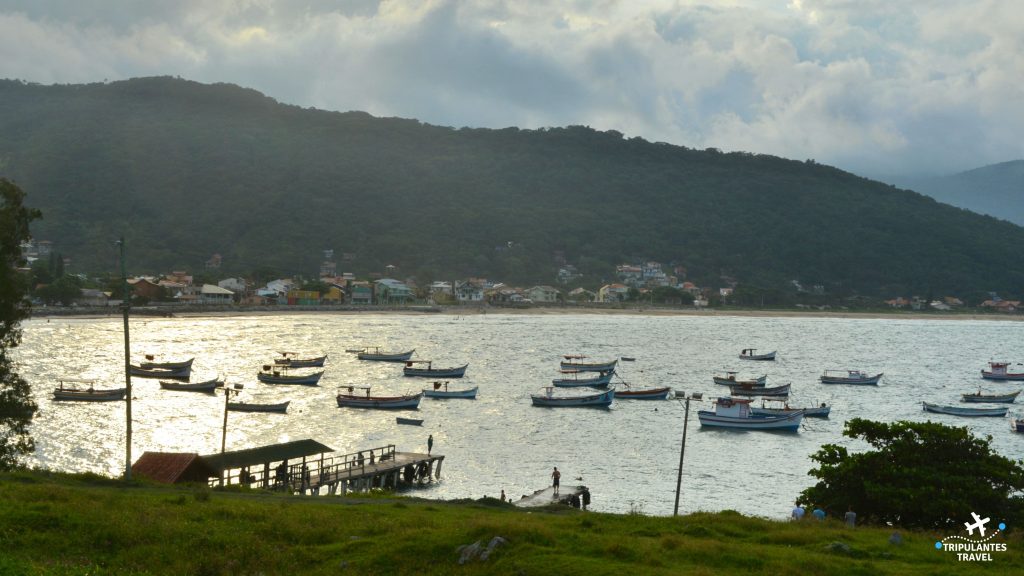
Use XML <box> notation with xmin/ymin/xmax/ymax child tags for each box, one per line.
<box><xmin>1</xmin><ymin>471</ymin><xmax>1019</xmax><ymax>575</ymax></box>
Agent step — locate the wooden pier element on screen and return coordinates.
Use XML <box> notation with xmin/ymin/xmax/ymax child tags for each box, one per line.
<box><xmin>204</xmin><ymin>441</ymin><xmax>443</xmax><ymax>496</ymax></box>
<box><xmin>513</xmin><ymin>485</ymin><xmax>590</xmax><ymax>509</ymax></box>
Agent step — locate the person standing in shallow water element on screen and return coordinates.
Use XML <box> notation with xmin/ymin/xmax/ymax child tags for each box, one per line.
<box><xmin>427</xmin><ymin>434</ymin><xmax>433</xmax><ymax>455</ymax></box>
<box><xmin>552</xmin><ymin>467</ymin><xmax>561</xmax><ymax>494</ymax></box>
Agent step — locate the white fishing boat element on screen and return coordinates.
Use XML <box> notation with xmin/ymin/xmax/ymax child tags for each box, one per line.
<box><xmin>422</xmin><ymin>381</ymin><xmax>478</xmax><ymax>399</ymax></box>
<box><xmin>819</xmin><ymin>369</ymin><xmax>882</xmax><ymax>385</ymax></box>
<box><xmin>697</xmin><ymin>397</ymin><xmax>803</xmax><ymax>431</ymax></box>
<box><xmin>729</xmin><ymin>383</ymin><xmax>791</xmax><ymax>397</ymax></box>
<box><xmin>712</xmin><ymin>372</ymin><xmax>767</xmax><ymax>387</ymax></box>
<box><xmin>356</xmin><ymin>347</ymin><xmax>415</xmax><ymax>362</ymax></box>
<box><xmin>751</xmin><ymin>399</ymin><xmax>831</xmax><ymax>418</ymax></box>
<box><xmin>981</xmin><ymin>362</ymin><xmax>1024</xmax><ymax>381</ymax></box>
<box><xmin>530</xmin><ymin>386</ymin><xmax>614</xmax><ymax>407</ymax></box>
<box><xmin>139</xmin><ymin>356</ymin><xmax>195</xmax><ymax>371</ymax></box>
<box><xmin>273</xmin><ymin>352</ymin><xmax>327</xmax><ymax>368</ymax></box>
<box><xmin>739</xmin><ymin>349</ymin><xmax>776</xmax><ymax>361</ymax></box>
<box><xmin>614</xmin><ymin>386</ymin><xmax>671</xmax><ymax>400</ymax></box>
<box><xmin>552</xmin><ymin>369</ymin><xmax>614</xmax><ymax>387</ymax></box>
<box><xmin>922</xmin><ymin>402</ymin><xmax>1008</xmax><ymax>417</ymax></box>
<box><xmin>257</xmin><ymin>365</ymin><xmax>324</xmax><ymax>385</ymax></box>
<box><xmin>159</xmin><ymin>377</ymin><xmax>224</xmax><ymax>392</ymax></box>
<box><xmin>336</xmin><ymin>386</ymin><xmax>422</xmax><ymax>409</ymax></box>
<box><xmin>559</xmin><ymin>355</ymin><xmax>618</xmax><ymax>373</ymax></box>
<box><xmin>403</xmin><ymin>360</ymin><xmax>468</xmax><ymax>378</ymax></box>
<box><xmin>961</xmin><ymin>389</ymin><xmax>1021</xmax><ymax>404</ymax></box>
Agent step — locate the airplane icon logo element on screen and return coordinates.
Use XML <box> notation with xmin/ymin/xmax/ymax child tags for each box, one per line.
<box><xmin>964</xmin><ymin>512</ymin><xmax>990</xmax><ymax>537</ymax></box>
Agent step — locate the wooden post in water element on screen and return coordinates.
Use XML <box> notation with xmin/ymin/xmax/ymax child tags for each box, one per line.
<box><xmin>220</xmin><ymin>386</ymin><xmax>240</xmax><ymax>486</ymax></box>
<box><xmin>673</xmin><ymin>395</ymin><xmax>692</xmax><ymax>516</ymax></box>
<box><xmin>119</xmin><ymin>237</ymin><xmax>133</xmax><ymax>481</ymax></box>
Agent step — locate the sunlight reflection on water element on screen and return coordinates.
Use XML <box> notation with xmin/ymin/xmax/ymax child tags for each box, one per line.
<box><xmin>15</xmin><ymin>312</ymin><xmax>1024</xmax><ymax>517</ymax></box>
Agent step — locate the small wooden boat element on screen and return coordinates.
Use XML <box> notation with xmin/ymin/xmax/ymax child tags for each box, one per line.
<box><xmin>1012</xmin><ymin>419</ymin><xmax>1024</xmax><ymax>433</ymax></box>
<box><xmin>552</xmin><ymin>369</ymin><xmax>614</xmax><ymax>387</ymax></box>
<box><xmin>698</xmin><ymin>397</ymin><xmax>803</xmax><ymax>431</ymax></box>
<box><xmin>615</xmin><ymin>386</ymin><xmax>671</xmax><ymax>400</ymax></box>
<box><xmin>396</xmin><ymin>416</ymin><xmax>424</xmax><ymax>426</ymax></box>
<box><xmin>730</xmin><ymin>383</ymin><xmax>791</xmax><ymax>397</ymax></box>
<box><xmin>751</xmin><ymin>399</ymin><xmax>831</xmax><ymax>418</ymax></box>
<box><xmin>961</xmin><ymin>389</ymin><xmax>1021</xmax><ymax>404</ymax></box>
<box><xmin>422</xmin><ymin>381</ymin><xmax>478</xmax><ymax>399</ymax></box>
<box><xmin>531</xmin><ymin>387</ymin><xmax>614</xmax><ymax>407</ymax></box>
<box><xmin>159</xmin><ymin>377</ymin><xmax>224</xmax><ymax>392</ymax></box>
<box><xmin>403</xmin><ymin>360</ymin><xmax>468</xmax><ymax>378</ymax></box>
<box><xmin>559</xmin><ymin>355</ymin><xmax>618</xmax><ymax>373</ymax></box>
<box><xmin>922</xmin><ymin>402</ymin><xmax>1008</xmax><ymax>417</ymax></box>
<box><xmin>273</xmin><ymin>352</ymin><xmax>327</xmax><ymax>368</ymax></box>
<box><xmin>336</xmin><ymin>386</ymin><xmax>423</xmax><ymax>409</ymax></box>
<box><xmin>52</xmin><ymin>379</ymin><xmax>126</xmax><ymax>402</ymax></box>
<box><xmin>129</xmin><ymin>364</ymin><xmax>191</xmax><ymax>379</ymax></box>
<box><xmin>739</xmin><ymin>349</ymin><xmax>776</xmax><ymax>361</ymax></box>
<box><xmin>257</xmin><ymin>367</ymin><xmax>324</xmax><ymax>385</ymax></box>
<box><xmin>356</xmin><ymin>347</ymin><xmax>415</xmax><ymax>362</ymax></box>
<box><xmin>139</xmin><ymin>356</ymin><xmax>195</xmax><ymax>371</ymax></box>
<box><xmin>621</xmin><ymin>357</ymin><xmax>636</xmax><ymax>362</ymax></box>
<box><xmin>820</xmin><ymin>369</ymin><xmax>882</xmax><ymax>385</ymax></box>
<box><xmin>712</xmin><ymin>372</ymin><xmax>766</xmax><ymax>387</ymax></box>
<box><xmin>981</xmin><ymin>362</ymin><xmax>1024</xmax><ymax>381</ymax></box>
<box><xmin>227</xmin><ymin>400</ymin><xmax>290</xmax><ymax>413</ymax></box>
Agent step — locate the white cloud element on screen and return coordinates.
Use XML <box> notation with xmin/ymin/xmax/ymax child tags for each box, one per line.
<box><xmin>0</xmin><ymin>0</ymin><xmax>1021</xmax><ymax>177</ymax></box>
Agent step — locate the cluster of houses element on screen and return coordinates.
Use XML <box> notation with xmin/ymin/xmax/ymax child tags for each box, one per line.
<box><xmin>884</xmin><ymin>294</ymin><xmax>1020</xmax><ymax>313</ymax></box>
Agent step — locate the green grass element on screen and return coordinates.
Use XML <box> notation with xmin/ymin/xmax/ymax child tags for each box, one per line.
<box><xmin>1</xmin><ymin>470</ymin><xmax>1020</xmax><ymax>575</ymax></box>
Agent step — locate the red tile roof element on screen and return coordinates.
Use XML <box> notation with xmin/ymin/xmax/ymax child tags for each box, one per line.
<box><xmin>131</xmin><ymin>452</ymin><xmax>215</xmax><ymax>484</ymax></box>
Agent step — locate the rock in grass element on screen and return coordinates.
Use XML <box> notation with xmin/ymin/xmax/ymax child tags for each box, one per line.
<box><xmin>457</xmin><ymin>541</ymin><xmax>482</xmax><ymax>565</ymax></box>
<box><xmin>480</xmin><ymin>536</ymin><xmax>509</xmax><ymax>561</ymax></box>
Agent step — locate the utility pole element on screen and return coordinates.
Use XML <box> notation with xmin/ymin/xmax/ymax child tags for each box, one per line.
<box><xmin>119</xmin><ymin>237</ymin><xmax>133</xmax><ymax>481</ymax></box>
<box><xmin>673</xmin><ymin>394</ymin><xmax>694</xmax><ymax>516</ymax></box>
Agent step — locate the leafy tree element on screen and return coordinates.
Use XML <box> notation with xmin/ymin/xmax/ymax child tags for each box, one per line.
<box><xmin>36</xmin><ymin>274</ymin><xmax>83</xmax><ymax>306</ymax></box>
<box><xmin>799</xmin><ymin>418</ymin><xmax>1024</xmax><ymax>529</ymax></box>
<box><xmin>0</xmin><ymin>179</ymin><xmax>41</xmax><ymax>469</ymax></box>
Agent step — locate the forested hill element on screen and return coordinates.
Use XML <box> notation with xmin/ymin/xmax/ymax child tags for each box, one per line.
<box><xmin>1</xmin><ymin>76</ymin><xmax>1023</xmax><ymax>299</ymax></box>
<box><xmin>895</xmin><ymin>160</ymin><xmax>1024</xmax><ymax>227</ymax></box>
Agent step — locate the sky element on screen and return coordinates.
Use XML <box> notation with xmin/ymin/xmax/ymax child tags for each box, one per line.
<box><xmin>1</xmin><ymin>0</ymin><xmax>1021</xmax><ymax>179</ymax></box>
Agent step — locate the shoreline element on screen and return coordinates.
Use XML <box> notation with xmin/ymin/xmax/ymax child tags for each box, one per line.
<box><xmin>27</xmin><ymin>304</ymin><xmax>1024</xmax><ymax>322</ymax></box>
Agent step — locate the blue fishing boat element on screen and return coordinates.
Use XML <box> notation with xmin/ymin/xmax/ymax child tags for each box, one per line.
<box><xmin>552</xmin><ymin>369</ymin><xmax>614</xmax><ymax>388</ymax></box>
<box><xmin>820</xmin><ymin>369</ymin><xmax>882</xmax><ymax>385</ymax></box>
<box><xmin>961</xmin><ymin>389</ymin><xmax>1020</xmax><ymax>403</ymax></box>
<box><xmin>422</xmin><ymin>381</ymin><xmax>478</xmax><ymax>399</ymax></box>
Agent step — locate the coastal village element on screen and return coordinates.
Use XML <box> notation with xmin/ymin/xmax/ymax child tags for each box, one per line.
<box><xmin>19</xmin><ymin>240</ymin><xmax>1019</xmax><ymax>313</ymax></box>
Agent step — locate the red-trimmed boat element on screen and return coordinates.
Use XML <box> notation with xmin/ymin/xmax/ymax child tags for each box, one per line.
<box><xmin>981</xmin><ymin>362</ymin><xmax>1024</xmax><ymax>381</ymax></box>
<box><xmin>615</xmin><ymin>386</ymin><xmax>671</xmax><ymax>400</ymax></box>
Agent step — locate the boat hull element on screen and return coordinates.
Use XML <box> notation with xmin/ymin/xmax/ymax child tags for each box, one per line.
<box><xmin>961</xmin><ymin>390</ymin><xmax>1020</xmax><ymax>403</ymax></box>
<box><xmin>981</xmin><ymin>371</ymin><xmax>1024</xmax><ymax>381</ymax></box>
<box><xmin>336</xmin><ymin>392</ymin><xmax>423</xmax><ymax>409</ymax></box>
<box><xmin>698</xmin><ymin>410</ymin><xmax>803</xmax><ymax>430</ymax></box>
<box><xmin>820</xmin><ymin>373</ymin><xmax>882</xmax><ymax>385</ymax></box>
<box><xmin>713</xmin><ymin>376</ymin><xmax>765</xmax><ymax>387</ymax></box>
<box><xmin>396</xmin><ymin>417</ymin><xmax>424</xmax><ymax>426</ymax></box>
<box><xmin>751</xmin><ymin>405</ymin><xmax>830</xmax><ymax>418</ymax></box>
<box><xmin>552</xmin><ymin>371</ymin><xmax>614</xmax><ymax>387</ymax></box>
<box><xmin>922</xmin><ymin>402</ymin><xmax>1008</xmax><ymax>417</ymax></box>
<box><xmin>228</xmin><ymin>401</ymin><xmax>289</xmax><ymax>413</ymax></box>
<box><xmin>274</xmin><ymin>355</ymin><xmax>327</xmax><ymax>368</ymax></box>
<box><xmin>140</xmin><ymin>358</ymin><xmax>195</xmax><ymax>370</ymax></box>
<box><xmin>559</xmin><ymin>359</ymin><xmax>618</xmax><ymax>372</ymax></box>
<box><xmin>130</xmin><ymin>365</ymin><xmax>191</xmax><ymax>379</ymax></box>
<box><xmin>403</xmin><ymin>364</ymin><xmax>468</xmax><ymax>378</ymax></box>
<box><xmin>615</xmin><ymin>387</ymin><xmax>671</xmax><ymax>400</ymax></box>
<box><xmin>531</xmin><ymin>388</ymin><xmax>614</xmax><ymax>407</ymax></box>
<box><xmin>159</xmin><ymin>378</ymin><xmax>223</xmax><ymax>392</ymax></box>
<box><xmin>729</xmin><ymin>384</ymin><xmax>791</xmax><ymax>397</ymax></box>
<box><xmin>739</xmin><ymin>351</ymin><xmax>776</xmax><ymax>361</ymax></box>
<box><xmin>422</xmin><ymin>386</ymin><xmax>478</xmax><ymax>399</ymax></box>
<box><xmin>53</xmin><ymin>388</ymin><xmax>126</xmax><ymax>402</ymax></box>
<box><xmin>256</xmin><ymin>370</ymin><xmax>324</xmax><ymax>385</ymax></box>
<box><xmin>358</xmin><ymin>350</ymin><xmax>415</xmax><ymax>362</ymax></box>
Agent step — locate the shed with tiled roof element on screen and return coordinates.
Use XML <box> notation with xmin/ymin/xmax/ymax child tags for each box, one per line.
<box><xmin>131</xmin><ymin>452</ymin><xmax>217</xmax><ymax>484</ymax></box>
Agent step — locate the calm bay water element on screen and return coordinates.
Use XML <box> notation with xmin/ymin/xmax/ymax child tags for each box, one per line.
<box><xmin>15</xmin><ymin>312</ymin><xmax>1024</xmax><ymax>517</ymax></box>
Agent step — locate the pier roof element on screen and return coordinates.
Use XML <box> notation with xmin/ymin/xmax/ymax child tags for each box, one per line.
<box><xmin>202</xmin><ymin>439</ymin><xmax>334</xmax><ymax>472</ymax></box>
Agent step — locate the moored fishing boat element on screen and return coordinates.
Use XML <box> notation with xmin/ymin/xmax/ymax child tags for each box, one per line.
<box><xmin>129</xmin><ymin>364</ymin><xmax>191</xmax><ymax>379</ymax></box>
<box><xmin>403</xmin><ymin>360</ymin><xmax>468</xmax><ymax>378</ymax></box>
<box><xmin>739</xmin><ymin>349</ymin><xmax>776</xmax><ymax>361</ymax></box>
<box><xmin>819</xmin><ymin>369</ymin><xmax>882</xmax><ymax>385</ymax></box>
<box><xmin>422</xmin><ymin>381</ymin><xmax>478</xmax><ymax>399</ymax></box>
<box><xmin>552</xmin><ymin>369</ymin><xmax>614</xmax><ymax>387</ymax></box>
<box><xmin>751</xmin><ymin>399</ymin><xmax>831</xmax><ymax>418</ymax></box>
<box><xmin>614</xmin><ymin>386</ymin><xmax>671</xmax><ymax>400</ymax></box>
<box><xmin>139</xmin><ymin>356</ymin><xmax>195</xmax><ymax>371</ymax></box>
<box><xmin>531</xmin><ymin>386</ymin><xmax>614</xmax><ymax>407</ymax></box>
<box><xmin>159</xmin><ymin>377</ymin><xmax>224</xmax><ymax>392</ymax></box>
<box><xmin>227</xmin><ymin>400</ymin><xmax>290</xmax><ymax>413</ymax></box>
<box><xmin>729</xmin><ymin>383</ymin><xmax>791</xmax><ymax>397</ymax></box>
<box><xmin>52</xmin><ymin>379</ymin><xmax>126</xmax><ymax>402</ymax></box>
<box><xmin>559</xmin><ymin>355</ymin><xmax>618</xmax><ymax>373</ymax></box>
<box><xmin>273</xmin><ymin>352</ymin><xmax>327</xmax><ymax>368</ymax></box>
<box><xmin>356</xmin><ymin>347</ymin><xmax>415</xmax><ymax>362</ymax></box>
<box><xmin>961</xmin><ymin>389</ymin><xmax>1021</xmax><ymax>404</ymax></box>
<box><xmin>981</xmin><ymin>362</ymin><xmax>1024</xmax><ymax>381</ymax></box>
<box><xmin>336</xmin><ymin>386</ymin><xmax>422</xmax><ymax>409</ymax></box>
<box><xmin>396</xmin><ymin>416</ymin><xmax>424</xmax><ymax>426</ymax></box>
<box><xmin>712</xmin><ymin>372</ymin><xmax>766</xmax><ymax>387</ymax></box>
<box><xmin>256</xmin><ymin>367</ymin><xmax>324</xmax><ymax>385</ymax></box>
<box><xmin>1012</xmin><ymin>418</ymin><xmax>1024</xmax><ymax>433</ymax></box>
<box><xmin>697</xmin><ymin>397</ymin><xmax>803</xmax><ymax>431</ymax></box>
<box><xmin>922</xmin><ymin>402</ymin><xmax>1008</xmax><ymax>417</ymax></box>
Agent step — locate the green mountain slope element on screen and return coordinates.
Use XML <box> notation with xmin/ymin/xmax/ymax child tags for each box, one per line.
<box><xmin>1</xmin><ymin>76</ymin><xmax>1022</xmax><ymax>298</ymax></box>
<box><xmin>897</xmin><ymin>161</ymin><xmax>1024</xmax><ymax>226</ymax></box>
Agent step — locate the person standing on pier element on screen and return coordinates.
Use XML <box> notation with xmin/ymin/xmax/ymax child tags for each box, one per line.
<box><xmin>552</xmin><ymin>467</ymin><xmax>561</xmax><ymax>495</ymax></box>
<box><xmin>427</xmin><ymin>434</ymin><xmax>433</xmax><ymax>455</ymax></box>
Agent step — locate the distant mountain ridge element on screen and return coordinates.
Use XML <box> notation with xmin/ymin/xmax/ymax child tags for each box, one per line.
<box><xmin>895</xmin><ymin>161</ymin><xmax>1024</xmax><ymax>225</ymax></box>
<box><xmin>1</xmin><ymin>76</ymin><xmax>1024</xmax><ymax>299</ymax></box>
